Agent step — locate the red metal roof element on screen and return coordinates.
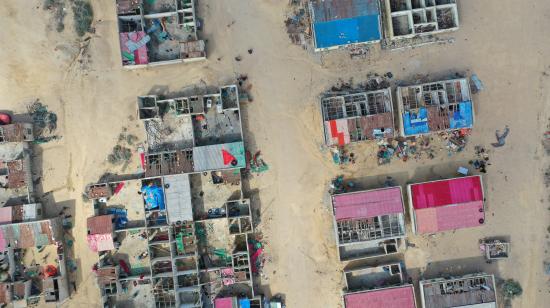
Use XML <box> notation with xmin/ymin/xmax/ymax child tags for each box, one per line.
<box><xmin>87</xmin><ymin>215</ymin><xmax>114</xmax><ymax>235</ymax></box>
<box><xmin>344</xmin><ymin>285</ymin><xmax>416</xmax><ymax>308</ymax></box>
<box><xmin>333</xmin><ymin>187</ymin><xmax>403</xmax><ymax>221</ymax></box>
<box><xmin>410</xmin><ymin>176</ymin><xmax>483</xmax><ymax>209</ymax></box>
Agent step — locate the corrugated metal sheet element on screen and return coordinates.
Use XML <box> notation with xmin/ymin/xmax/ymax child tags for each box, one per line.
<box><xmin>164</xmin><ymin>174</ymin><xmax>193</xmax><ymax>223</ymax></box>
<box><xmin>314</xmin><ymin>15</ymin><xmax>381</xmax><ymax>48</ymax></box>
<box><xmin>325</xmin><ymin>119</ymin><xmax>350</xmax><ymax>146</ymax></box>
<box><xmin>311</xmin><ymin>0</ymin><xmax>381</xmax><ymax>48</ymax></box>
<box><xmin>410</xmin><ymin>176</ymin><xmax>483</xmax><ymax>209</ymax></box>
<box><xmin>193</xmin><ymin>142</ymin><xmax>245</xmax><ymax>172</ymax></box>
<box><xmin>333</xmin><ymin>187</ymin><xmax>403</xmax><ymax>221</ymax></box>
<box><xmin>344</xmin><ymin>285</ymin><xmax>416</xmax><ymax>308</ymax></box>
<box><xmin>0</xmin><ymin>219</ymin><xmax>57</xmax><ymax>250</ymax></box>
<box><xmin>7</xmin><ymin>160</ymin><xmax>26</xmax><ymax>189</ymax></box>
<box><xmin>0</xmin><ymin>283</ymin><xmax>11</xmax><ymax>304</ymax></box>
<box><xmin>358</xmin><ymin>113</ymin><xmax>394</xmax><ymax>139</ymax></box>
<box><xmin>311</xmin><ymin>0</ymin><xmax>380</xmax><ymax>22</ymax></box>
<box><xmin>415</xmin><ymin>201</ymin><xmax>485</xmax><ymax>234</ymax></box>
<box><xmin>449</xmin><ymin>101</ymin><xmax>473</xmax><ymax>129</ymax></box>
<box><xmin>87</xmin><ymin>234</ymin><xmax>115</xmax><ymax>252</ymax></box>
<box><xmin>403</xmin><ymin>108</ymin><xmax>429</xmax><ymax>136</ymax></box>
<box><xmin>87</xmin><ymin>215</ymin><xmax>114</xmax><ymax>235</ymax></box>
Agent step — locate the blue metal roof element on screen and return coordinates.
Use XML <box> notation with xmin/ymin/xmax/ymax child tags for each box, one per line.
<box><xmin>403</xmin><ymin>101</ymin><xmax>473</xmax><ymax>136</ymax></box>
<box><xmin>310</xmin><ymin>0</ymin><xmax>382</xmax><ymax>49</ymax></box>
<box><xmin>403</xmin><ymin>108</ymin><xmax>429</xmax><ymax>136</ymax></box>
<box><xmin>313</xmin><ymin>15</ymin><xmax>381</xmax><ymax>49</ymax></box>
<box><xmin>449</xmin><ymin>101</ymin><xmax>473</xmax><ymax>129</ymax></box>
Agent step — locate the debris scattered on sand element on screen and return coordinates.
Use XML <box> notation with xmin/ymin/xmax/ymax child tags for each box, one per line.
<box><xmin>329</xmin><ymin>175</ymin><xmax>355</xmax><ymax>195</ymax></box>
<box><xmin>246</xmin><ymin>150</ymin><xmax>269</xmax><ymax>174</ymax></box>
<box><xmin>469</xmin><ymin>145</ymin><xmax>491</xmax><ymax>173</ymax></box>
<box><xmin>331</xmin><ymin>146</ymin><xmax>355</xmax><ymax>165</ymax></box>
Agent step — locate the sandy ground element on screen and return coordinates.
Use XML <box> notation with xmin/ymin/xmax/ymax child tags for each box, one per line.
<box><xmin>1</xmin><ymin>0</ymin><xmax>550</xmax><ymax>307</ymax></box>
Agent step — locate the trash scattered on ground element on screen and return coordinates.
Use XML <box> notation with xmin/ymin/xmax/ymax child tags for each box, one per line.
<box><xmin>329</xmin><ymin>175</ymin><xmax>355</xmax><ymax>195</ymax></box>
<box><xmin>443</xmin><ymin>129</ymin><xmax>470</xmax><ymax>154</ymax></box>
<box><xmin>469</xmin><ymin>145</ymin><xmax>491</xmax><ymax>173</ymax></box>
<box><xmin>248</xmin><ymin>236</ymin><xmax>265</xmax><ymax>274</ymax></box>
<box><xmin>246</xmin><ymin>150</ymin><xmax>269</xmax><ymax>174</ymax></box>
<box><xmin>347</xmin><ymin>44</ymin><xmax>369</xmax><ymax>59</ymax></box>
<box><xmin>331</xmin><ymin>146</ymin><xmax>355</xmax><ymax>165</ymax></box>
<box><xmin>491</xmin><ymin>126</ymin><xmax>510</xmax><ymax>147</ymax></box>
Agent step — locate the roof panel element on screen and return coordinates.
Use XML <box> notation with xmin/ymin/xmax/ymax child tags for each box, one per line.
<box><xmin>164</xmin><ymin>174</ymin><xmax>193</xmax><ymax>223</ymax></box>
<box><xmin>87</xmin><ymin>215</ymin><xmax>114</xmax><ymax>235</ymax></box>
<box><xmin>411</xmin><ymin>176</ymin><xmax>483</xmax><ymax>209</ymax></box>
<box><xmin>311</xmin><ymin>0</ymin><xmax>380</xmax><ymax>22</ymax></box>
<box><xmin>314</xmin><ymin>15</ymin><xmax>381</xmax><ymax>49</ymax></box>
<box><xmin>333</xmin><ymin>187</ymin><xmax>403</xmax><ymax>221</ymax></box>
<box><xmin>415</xmin><ymin>201</ymin><xmax>484</xmax><ymax>233</ymax></box>
<box><xmin>344</xmin><ymin>285</ymin><xmax>416</xmax><ymax>308</ymax></box>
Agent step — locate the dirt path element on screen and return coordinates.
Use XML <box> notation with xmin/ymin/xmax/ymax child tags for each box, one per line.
<box><xmin>1</xmin><ymin>0</ymin><xmax>550</xmax><ymax>307</ymax></box>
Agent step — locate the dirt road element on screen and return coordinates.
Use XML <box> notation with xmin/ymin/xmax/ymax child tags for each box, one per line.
<box><xmin>1</xmin><ymin>0</ymin><xmax>549</xmax><ymax>307</ymax></box>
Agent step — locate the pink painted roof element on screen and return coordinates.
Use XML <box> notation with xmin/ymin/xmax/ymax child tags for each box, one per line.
<box><xmin>415</xmin><ymin>201</ymin><xmax>485</xmax><ymax>233</ymax></box>
<box><xmin>87</xmin><ymin>234</ymin><xmax>115</xmax><ymax>252</ymax></box>
<box><xmin>333</xmin><ymin>187</ymin><xmax>403</xmax><ymax>221</ymax></box>
<box><xmin>0</xmin><ymin>208</ymin><xmax>12</xmax><ymax>225</ymax></box>
<box><xmin>344</xmin><ymin>285</ymin><xmax>416</xmax><ymax>308</ymax></box>
<box><xmin>410</xmin><ymin>176</ymin><xmax>483</xmax><ymax>209</ymax></box>
<box><xmin>214</xmin><ymin>297</ymin><xmax>234</xmax><ymax>308</ymax></box>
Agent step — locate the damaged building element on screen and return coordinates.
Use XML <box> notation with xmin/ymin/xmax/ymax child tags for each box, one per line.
<box><xmin>138</xmin><ymin>85</ymin><xmax>245</xmax><ymax>177</ymax></box>
<box><xmin>331</xmin><ymin>187</ymin><xmax>406</xmax><ymax>261</ymax></box>
<box><xmin>419</xmin><ymin>273</ymin><xmax>497</xmax><ymax>308</ymax></box>
<box><xmin>86</xmin><ymin>84</ymin><xmax>261</xmax><ymax>307</ymax></box>
<box><xmin>309</xmin><ymin>0</ymin><xmax>382</xmax><ymax>51</ymax></box>
<box><xmin>0</xmin><ymin>121</ymin><xmax>70</xmax><ymax>307</ymax></box>
<box><xmin>116</xmin><ymin>0</ymin><xmax>206</xmax><ymax>68</ymax></box>
<box><xmin>383</xmin><ymin>0</ymin><xmax>459</xmax><ymax>40</ymax></box>
<box><xmin>343</xmin><ymin>263</ymin><xmax>413</xmax><ymax>303</ymax></box>
<box><xmin>407</xmin><ymin>175</ymin><xmax>485</xmax><ymax>234</ymax></box>
<box><xmin>86</xmin><ymin>175</ymin><xmax>258</xmax><ymax>308</ymax></box>
<box><xmin>321</xmin><ymin>88</ymin><xmax>394</xmax><ymax>145</ymax></box>
<box><xmin>396</xmin><ymin>78</ymin><xmax>474</xmax><ymax>137</ymax></box>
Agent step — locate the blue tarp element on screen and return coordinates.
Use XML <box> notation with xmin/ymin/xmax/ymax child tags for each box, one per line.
<box><xmin>450</xmin><ymin>101</ymin><xmax>473</xmax><ymax>129</ymax></box>
<box><xmin>142</xmin><ymin>185</ymin><xmax>165</xmax><ymax>210</ymax></box>
<box><xmin>239</xmin><ymin>298</ymin><xmax>251</xmax><ymax>308</ymax></box>
<box><xmin>314</xmin><ymin>15</ymin><xmax>381</xmax><ymax>49</ymax></box>
<box><xmin>403</xmin><ymin>108</ymin><xmax>429</xmax><ymax>136</ymax></box>
<box><xmin>106</xmin><ymin>208</ymin><xmax>128</xmax><ymax>229</ymax></box>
